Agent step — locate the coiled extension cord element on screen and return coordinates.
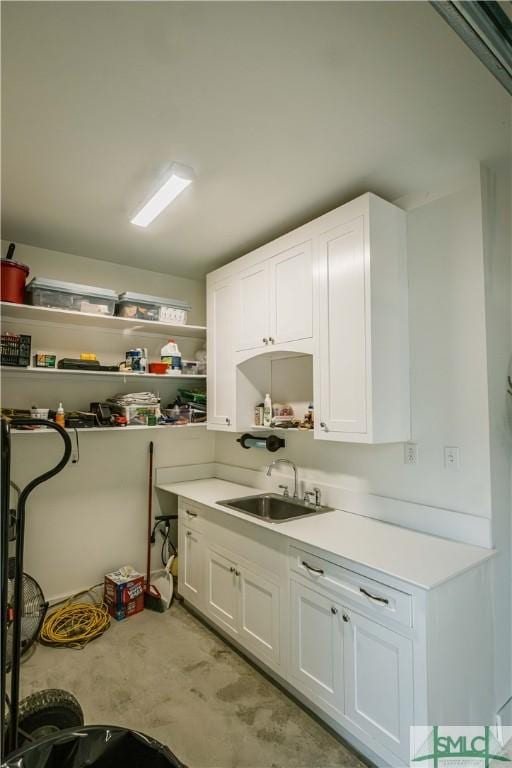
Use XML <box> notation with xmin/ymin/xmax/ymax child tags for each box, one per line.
<box><xmin>40</xmin><ymin>586</ymin><xmax>110</xmax><ymax>649</ymax></box>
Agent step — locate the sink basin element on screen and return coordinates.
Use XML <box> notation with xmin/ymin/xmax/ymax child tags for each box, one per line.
<box><xmin>217</xmin><ymin>493</ymin><xmax>333</xmax><ymax>523</ymax></box>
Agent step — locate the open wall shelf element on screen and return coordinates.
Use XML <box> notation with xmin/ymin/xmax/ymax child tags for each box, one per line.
<box><xmin>9</xmin><ymin>423</ymin><xmax>207</xmax><ymax>435</ymax></box>
<box><xmin>0</xmin><ymin>301</ymin><xmax>207</xmax><ymax>339</ymax></box>
<box><xmin>1</xmin><ymin>366</ymin><xmax>206</xmax><ymax>381</ymax></box>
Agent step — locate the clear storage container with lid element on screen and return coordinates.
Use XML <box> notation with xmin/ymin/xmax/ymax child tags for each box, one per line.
<box><xmin>26</xmin><ymin>278</ymin><xmax>117</xmax><ymax>315</ymax></box>
<box><xmin>116</xmin><ymin>292</ymin><xmax>191</xmax><ymax>324</ymax></box>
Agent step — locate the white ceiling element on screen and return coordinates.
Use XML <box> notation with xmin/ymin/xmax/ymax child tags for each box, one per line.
<box><xmin>2</xmin><ymin>1</ymin><xmax>509</xmax><ymax>279</ymax></box>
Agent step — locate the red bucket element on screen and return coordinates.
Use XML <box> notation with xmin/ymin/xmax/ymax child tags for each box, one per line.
<box><xmin>1</xmin><ymin>258</ymin><xmax>29</xmax><ymax>304</ymax></box>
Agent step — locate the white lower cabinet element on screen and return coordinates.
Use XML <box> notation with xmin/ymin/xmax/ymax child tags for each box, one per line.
<box><xmin>206</xmin><ymin>544</ymin><xmax>281</xmax><ymax>668</ymax></box>
<box><xmin>239</xmin><ymin>567</ymin><xmax>280</xmax><ymax>667</ymax></box>
<box><xmin>290</xmin><ymin>577</ymin><xmax>413</xmax><ymax>762</ymax></box>
<box><xmin>178</xmin><ymin>524</ymin><xmax>203</xmax><ymax>609</ymax></box>
<box><xmin>343</xmin><ymin>608</ymin><xmax>413</xmax><ymax>762</ymax></box>
<box><xmin>290</xmin><ymin>580</ymin><xmax>344</xmax><ymax>717</ymax></box>
<box><xmin>177</xmin><ymin>498</ymin><xmax>493</xmax><ymax>768</ymax></box>
<box><xmin>206</xmin><ymin>546</ymin><xmax>240</xmax><ymax>634</ymax></box>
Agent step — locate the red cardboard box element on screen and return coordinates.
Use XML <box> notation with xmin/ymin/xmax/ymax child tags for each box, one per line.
<box><xmin>104</xmin><ymin>568</ymin><xmax>145</xmax><ymax>621</ymax></box>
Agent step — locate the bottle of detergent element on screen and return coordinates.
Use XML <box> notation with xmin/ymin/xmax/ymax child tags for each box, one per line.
<box><xmin>263</xmin><ymin>393</ymin><xmax>272</xmax><ymax>427</ymax></box>
<box><xmin>55</xmin><ymin>402</ymin><xmax>65</xmax><ymax>427</ymax></box>
<box><xmin>161</xmin><ymin>339</ymin><xmax>182</xmax><ymax>373</ymax></box>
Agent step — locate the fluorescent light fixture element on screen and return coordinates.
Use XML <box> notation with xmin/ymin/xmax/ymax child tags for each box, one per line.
<box><xmin>131</xmin><ymin>163</ymin><xmax>194</xmax><ymax>227</ymax></box>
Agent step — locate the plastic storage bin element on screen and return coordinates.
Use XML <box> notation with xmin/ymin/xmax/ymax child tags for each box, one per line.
<box><xmin>26</xmin><ymin>278</ymin><xmax>117</xmax><ymax>316</ymax></box>
<box><xmin>116</xmin><ymin>292</ymin><xmax>191</xmax><ymax>323</ymax></box>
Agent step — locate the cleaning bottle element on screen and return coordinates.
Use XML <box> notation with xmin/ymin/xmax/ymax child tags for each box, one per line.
<box><xmin>263</xmin><ymin>393</ymin><xmax>272</xmax><ymax>427</ymax></box>
<box><xmin>55</xmin><ymin>402</ymin><xmax>65</xmax><ymax>427</ymax></box>
<box><xmin>160</xmin><ymin>339</ymin><xmax>182</xmax><ymax>373</ymax></box>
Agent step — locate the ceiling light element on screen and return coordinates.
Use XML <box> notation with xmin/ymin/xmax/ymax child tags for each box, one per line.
<box><xmin>131</xmin><ymin>163</ymin><xmax>194</xmax><ymax>227</ymax></box>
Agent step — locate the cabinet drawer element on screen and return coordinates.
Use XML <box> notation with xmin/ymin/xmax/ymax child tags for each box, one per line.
<box><xmin>289</xmin><ymin>546</ymin><xmax>412</xmax><ymax>628</ymax></box>
<box><xmin>178</xmin><ymin>500</ymin><xmax>205</xmax><ymax>531</ymax></box>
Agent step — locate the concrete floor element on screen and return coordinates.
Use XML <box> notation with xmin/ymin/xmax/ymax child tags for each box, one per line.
<box><xmin>22</xmin><ymin>603</ymin><xmax>367</xmax><ymax>768</ymax></box>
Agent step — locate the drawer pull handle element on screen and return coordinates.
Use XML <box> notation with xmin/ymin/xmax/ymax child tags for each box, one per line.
<box><xmin>360</xmin><ymin>587</ymin><xmax>389</xmax><ymax>605</ymax></box>
<box><xmin>302</xmin><ymin>560</ymin><xmax>324</xmax><ymax>575</ymax></box>
<box><xmin>186</xmin><ymin>510</ymin><xmax>198</xmax><ymax>517</ymax></box>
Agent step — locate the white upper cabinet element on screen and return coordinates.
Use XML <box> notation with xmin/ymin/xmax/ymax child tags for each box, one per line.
<box><xmin>270</xmin><ymin>241</ymin><xmax>312</xmax><ymax>345</ymax></box>
<box><xmin>237</xmin><ymin>262</ymin><xmax>271</xmax><ymax>352</ymax></box>
<box><xmin>236</xmin><ymin>240</ymin><xmax>313</xmax><ymax>353</ymax></box>
<box><xmin>207</xmin><ymin>276</ymin><xmax>237</xmax><ymax>430</ymax></box>
<box><xmin>314</xmin><ymin>194</ymin><xmax>409</xmax><ymax>443</ymax></box>
<box><xmin>207</xmin><ymin>192</ymin><xmax>409</xmax><ymax>442</ymax></box>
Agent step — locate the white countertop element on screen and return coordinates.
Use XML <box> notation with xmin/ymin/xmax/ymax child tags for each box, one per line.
<box><xmin>158</xmin><ymin>478</ymin><xmax>495</xmax><ymax>590</ymax></box>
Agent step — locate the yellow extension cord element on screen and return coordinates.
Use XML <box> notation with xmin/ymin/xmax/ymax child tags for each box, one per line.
<box><xmin>40</xmin><ymin>586</ymin><xmax>110</xmax><ymax>649</ymax></box>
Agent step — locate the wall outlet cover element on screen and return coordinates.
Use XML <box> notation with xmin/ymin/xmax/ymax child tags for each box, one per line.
<box><xmin>404</xmin><ymin>442</ymin><xmax>418</xmax><ymax>465</ymax></box>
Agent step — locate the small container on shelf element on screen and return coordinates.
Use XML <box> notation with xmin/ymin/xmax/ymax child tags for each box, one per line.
<box><xmin>1</xmin><ymin>333</ymin><xmax>31</xmax><ymax>367</ymax></box>
<box><xmin>116</xmin><ymin>292</ymin><xmax>191</xmax><ymax>324</ymax></box>
<box><xmin>33</xmin><ymin>353</ymin><xmax>57</xmax><ymax>368</ymax></box>
<box><xmin>181</xmin><ymin>360</ymin><xmax>200</xmax><ymax>375</ymax></box>
<box><xmin>26</xmin><ymin>278</ymin><xmax>117</xmax><ymax>316</ymax></box>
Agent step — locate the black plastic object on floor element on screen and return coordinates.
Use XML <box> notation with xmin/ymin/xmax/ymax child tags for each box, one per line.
<box><xmin>1</xmin><ymin>725</ymin><xmax>187</xmax><ymax>768</ymax></box>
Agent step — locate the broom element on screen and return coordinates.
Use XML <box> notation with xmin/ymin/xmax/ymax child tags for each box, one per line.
<box><xmin>144</xmin><ymin>441</ymin><xmax>164</xmax><ymax>612</ymax></box>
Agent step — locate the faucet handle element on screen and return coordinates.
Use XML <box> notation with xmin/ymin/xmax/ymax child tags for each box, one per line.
<box><xmin>304</xmin><ymin>488</ymin><xmax>322</xmax><ymax>507</ymax></box>
<box><xmin>278</xmin><ymin>484</ymin><xmax>289</xmax><ymax>498</ymax></box>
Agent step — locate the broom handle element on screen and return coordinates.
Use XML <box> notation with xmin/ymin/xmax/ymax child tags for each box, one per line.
<box><xmin>146</xmin><ymin>441</ymin><xmax>154</xmax><ymax>586</ymax></box>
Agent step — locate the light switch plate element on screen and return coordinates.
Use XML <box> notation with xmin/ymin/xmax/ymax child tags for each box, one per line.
<box><xmin>444</xmin><ymin>446</ymin><xmax>460</xmax><ymax>469</ymax></box>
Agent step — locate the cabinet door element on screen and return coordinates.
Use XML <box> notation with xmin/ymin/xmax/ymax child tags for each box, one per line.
<box><xmin>237</xmin><ymin>262</ymin><xmax>270</xmax><ymax>351</ymax></box>
<box><xmin>270</xmin><ymin>241</ymin><xmax>312</xmax><ymax>345</ymax></box>
<box><xmin>344</xmin><ymin>609</ymin><xmax>413</xmax><ymax>761</ymax></box>
<box><xmin>239</xmin><ymin>567</ymin><xmax>280</xmax><ymax>668</ymax></box>
<box><xmin>178</xmin><ymin>525</ymin><xmax>203</xmax><ymax>608</ymax></box>
<box><xmin>316</xmin><ymin>215</ymin><xmax>368</xmax><ymax>437</ymax></box>
<box><xmin>206</xmin><ymin>547</ymin><xmax>240</xmax><ymax>634</ymax></box>
<box><xmin>290</xmin><ymin>580</ymin><xmax>344</xmax><ymax>717</ymax></box>
<box><xmin>207</xmin><ymin>277</ymin><xmax>236</xmax><ymax>429</ymax></box>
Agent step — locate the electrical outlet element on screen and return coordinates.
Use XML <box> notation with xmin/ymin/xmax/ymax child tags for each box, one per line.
<box><xmin>444</xmin><ymin>446</ymin><xmax>460</xmax><ymax>469</ymax></box>
<box><xmin>404</xmin><ymin>442</ymin><xmax>418</xmax><ymax>465</ymax></box>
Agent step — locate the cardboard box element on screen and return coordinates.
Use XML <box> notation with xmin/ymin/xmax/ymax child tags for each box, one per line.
<box><xmin>104</xmin><ymin>568</ymin><xmax>145</xmax><ymax>621</ymax></box>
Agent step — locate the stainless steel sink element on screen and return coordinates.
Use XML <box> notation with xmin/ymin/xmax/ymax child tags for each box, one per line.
<box><xmin>217</xmin><ymin>493</ymin><xmax>333</xmax><ymax>523</ymax></box>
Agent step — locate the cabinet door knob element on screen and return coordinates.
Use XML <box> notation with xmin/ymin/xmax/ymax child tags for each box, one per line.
<box><xmin>186</xmin><ymin>531</ymin><xmax>192</xmax><ymax>537</ymax></box>
<box><xmin>230</xmin><ymin>566</ymin><xmax>236</xmax><ymax>573</ymax></box>
<box><xmin>235</xmin><ymin>570</ymin><xmax>240</xmax><ymax>577</ymax></box>
<box><xmin>225</xmin><ymin>417</ymin><xmax>231</xmax><ymax>425</ymax></box>
<box><xmin>342</xmin><ymin>613</ymin><xmax>350</xmax><ymax>623</ymax></box>
<box><xmin>331</xmin><ymin>606</ymin><xmax>338</xmax><ymax>615</ymax></box>
<box><xmin>269</xmin><ymin>337</ymin><xmax>275</xmax><ymax>344</ymax></box>
<box><xmin>320</xmin><ymin>422</ymin><xmax>326</xmax><ymax>429</ymax></box>
<box><xmin>263</xmin><ymin>338</ymin><xmax>268</xmax><ymax>344</ymax></box>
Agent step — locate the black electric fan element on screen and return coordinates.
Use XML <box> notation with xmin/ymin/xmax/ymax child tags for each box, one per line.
<box><xmin>5</xmin><ymin>571</ymin><xmax>47</xmax><ymax>672</ymax></box>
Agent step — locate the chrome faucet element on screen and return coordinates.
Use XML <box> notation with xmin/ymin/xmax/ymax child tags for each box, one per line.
<box><xmin>266</xmin><ymin>459</ymin><xmax>298</xmax><ymax>498</ymax></box>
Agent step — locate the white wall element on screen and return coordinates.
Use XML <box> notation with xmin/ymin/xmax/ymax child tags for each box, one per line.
<box><xmin>215</xmin><ymin>176</ymin><xmax>493</xmax><ymax>531</ymax></box>
<box><xmin>480</xmin><ymin>162</ymin><xmax>512</xmax><ymax>713</ymax></box>
<box><xmin>3</xmin><ymin>242</ymin><xmax>213</xmax><ymax>600</ymax></box>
